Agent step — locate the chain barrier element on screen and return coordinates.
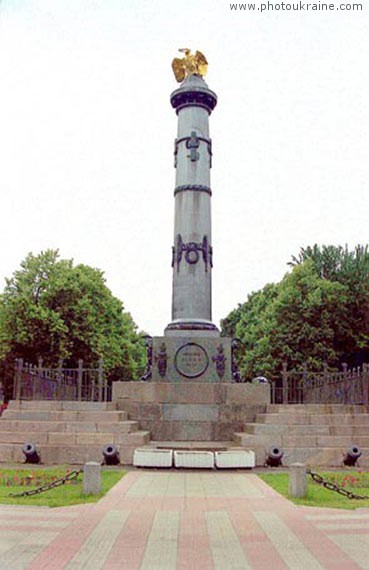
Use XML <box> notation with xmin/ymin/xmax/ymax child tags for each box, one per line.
<box><xmin>307</xmin><ymin>469</ymin><xmax>369</xmax><ymax>500</ymax></box>
<box><xmin>8</xmin><ymin>469</ymin><xmax>83</xmax><ymax>498</ymax></box>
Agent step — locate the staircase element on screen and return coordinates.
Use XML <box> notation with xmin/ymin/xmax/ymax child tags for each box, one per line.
<box><xmin>0</xmin><ymin>400</ymin><xmax>150</xmax><ymax>465</ymax></box>
<box><xmin>234</xmin><ymin>404</ymin><xmax>369</xmax><ymax>467</ymax></box>
<box><xmin>5</xmin><ymin>401</ymin><xmax>369</xmax><ymax>468</ymax></box>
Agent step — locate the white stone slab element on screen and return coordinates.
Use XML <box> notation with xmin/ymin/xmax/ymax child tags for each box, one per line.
<box><xmin>133</xmin><ymin>448</ymin><xmax>173</xmax><ymax>468</ymax></box>
<box><xmin>215</xmin><ymin>450</ymin><xmax>255</xmax><ymax>469</ymax></box>
<box><xmin>174</xmin><ymin>450</ymin><xmax>214</xmax><ymax>469</ymax></box>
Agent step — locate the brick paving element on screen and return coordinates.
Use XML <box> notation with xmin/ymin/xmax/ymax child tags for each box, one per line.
<box><xmin>0</xmin><ymin>470</ymin><xmax>369</xmax><ymax>569</ymax></box>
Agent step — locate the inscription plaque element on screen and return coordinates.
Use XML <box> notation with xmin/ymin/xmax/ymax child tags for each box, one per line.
<box><xmin>174</xmin><ymin>342</ymin><xmax>209</xmax><ymax>378</ymax></box>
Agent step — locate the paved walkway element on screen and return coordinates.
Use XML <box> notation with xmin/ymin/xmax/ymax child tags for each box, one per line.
<box><xmin>0</xmin><ymin>470</ymin><xmax>369</xmax><ymax>569</ymax></box>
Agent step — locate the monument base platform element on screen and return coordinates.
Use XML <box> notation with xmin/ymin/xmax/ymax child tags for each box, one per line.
<box><xmin>151</xmin><ymin>336</ymin><xmax>232</xmax><ymax>382</ymax></box>
<box><xmin>112</xmin><ymin>381</ymin><xmax>270</xmax><ymax>441</ymax></box>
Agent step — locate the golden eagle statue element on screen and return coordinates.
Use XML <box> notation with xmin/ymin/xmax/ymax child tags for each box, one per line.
<box><xmin>171</xmin><ymin>48</ymin><xmax>208</xmax><ymax>83</ymax></box>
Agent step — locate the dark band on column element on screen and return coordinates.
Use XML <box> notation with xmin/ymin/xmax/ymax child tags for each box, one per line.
<box><xmin>174</xmin><ymin>185</ymin><xmax>212</xmax><ymax>196</ymax></box>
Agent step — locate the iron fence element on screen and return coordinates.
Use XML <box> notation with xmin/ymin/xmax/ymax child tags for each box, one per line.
<box><xmin>13</xmin><ymin>358</ymin><xmax>110</xmax><ymax>402</ymax></box>
<box><xmin>270</xmin><ymin>373</ymin><xmax>304</xmax><ymax>404</ymax></box>
<box><xmin>270</xmin><ymin>362</ymin><xmax>369</xmax><ymax>405</ymax></box>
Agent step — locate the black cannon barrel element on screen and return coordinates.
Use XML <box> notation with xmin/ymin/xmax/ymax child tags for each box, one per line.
<box><xmin>265</xmin><ymin>446</ymin><xmax>283</xmax><ymax>467</ymax></box>
<box><xmin>22</xmin><ymin>442</ymin><xmax>41</xmax><ymax>464</ymax></box>
<box><xmin>102</xmin><ymin>443</ymin><xmax>120</xmax><ymax>465</ymax></box>
<box><xmin>343</xmin><ymin>445</ymin><xmax>362</xmax><ymax>467</ymax></box>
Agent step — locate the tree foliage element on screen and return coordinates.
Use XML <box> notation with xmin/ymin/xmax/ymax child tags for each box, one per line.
<box><xmin>221</xmin><ymin>245</ymin><xmax>369</xmax><ymax>380</ymax></box>
<box><xmin>0</xmin><ymin>250</ymin><xmax>145</xmax><ymax>396</ymax></box>
<box><xmin>289</xmin><ymin>244</ymin><xmax>369</xmax><ymax>360</ymax></box>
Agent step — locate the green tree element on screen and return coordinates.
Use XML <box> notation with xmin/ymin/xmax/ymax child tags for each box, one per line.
<box><xmin>220</xmin><ymin>247</ymin><xmax>369</xmax><ymax>380</ymax></box>
<box><xmin>289</xmin><ymin>244</ymin><xmax>369</xmax><ymax>363</ymax></box>
<box><xmin>221</xmin><ymin>283</ymin><xmax>279</xmax><ymax>378</ymax></box>
<box><xmin>266</xmin><ymin>261</ymin><xmax>348</xmax><ymax>372</ymax></box>
<box><xmin>0</xmin><ymin>250</ymin><xmax>145</xmax><ymax>397</ymax></box>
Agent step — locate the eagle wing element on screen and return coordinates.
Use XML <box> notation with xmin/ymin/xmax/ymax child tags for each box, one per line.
<box><xmin>172</xmin><ymin>58</ymin><xmax>186</xmax><ymax>83</ymax></box>
<box><xmin>195</xmin><ymin>51</ymin><xmax>208</xmax><ymax>76</ymax></box>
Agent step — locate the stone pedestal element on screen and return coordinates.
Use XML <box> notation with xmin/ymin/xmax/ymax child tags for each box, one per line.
<box><xmin>83</xmin><ymin>462</ymin><xmax>101</xmax><ymax>495</ymax></box>
<box><xmin>151</xmin><ymin>336</ymin><xmax>232</xmax><ymax>383</ymax></box>
<box><xmin>289</xmin><ymin>463</ymin><xmax>307</xmax><ymax>498</ymax></box>
<box><xmin>112</xmin><ymin>381</ymin><xmax>270</xmax><ymax>442</ymax></box>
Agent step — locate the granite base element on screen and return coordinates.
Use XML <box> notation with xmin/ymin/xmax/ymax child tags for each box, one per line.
<box><xmin>112</xmin><ymin>382</ymin><xmax>270</xmax><ymax>441</ymax></box>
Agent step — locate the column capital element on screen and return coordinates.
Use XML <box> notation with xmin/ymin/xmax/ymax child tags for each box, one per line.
<box><xmin>170</xmin><ymin>75</ymin><xmax>217</xmax><ymax>115</ymax></box>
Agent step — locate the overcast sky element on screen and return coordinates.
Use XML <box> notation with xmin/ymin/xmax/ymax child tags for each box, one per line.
<box><xmin>1</xmin><ymin>0</ymin><xmax>368</xmax><ymax>336</ymax></box>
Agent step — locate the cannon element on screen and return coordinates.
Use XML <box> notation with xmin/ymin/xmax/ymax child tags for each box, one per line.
<box><xmin>265</xmin><ymin>446</ymin><xmax>283</xmax><ymax>467</ymax></box>
<box><xmin>22</xmin><ymin>442</ymin><xmax>41</xmax><ymax>464</ymax></box>
<box><xmin>343</xmin><ymin>445</ymin><xmax>362</xmax><ymax>467</ymax></box>
<box><xmin>102</xmin><ymin>443</ymin><xmax>120</xmax><ymax>466</ymax></box>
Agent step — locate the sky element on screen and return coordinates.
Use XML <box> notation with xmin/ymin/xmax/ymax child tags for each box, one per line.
<box><xmin>0</xmin><ymin>0</ymin><xmax>368</xmax><ymax>336</ymax></box>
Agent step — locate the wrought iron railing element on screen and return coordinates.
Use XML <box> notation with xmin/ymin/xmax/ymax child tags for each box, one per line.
<box><xmin>270</xmin><ymin>362</ymin><xmax>369</xmax><ymax>405</ymax></box>
<box><xmin>13</xmin><ymin>358</ymin><xmax>110</xmax><ymax>402</ymax></box>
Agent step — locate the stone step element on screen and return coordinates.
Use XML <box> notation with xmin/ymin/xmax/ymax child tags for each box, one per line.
<box><xmin>7</xmin><ymin>400</ymin><xmax>117</xmax><ymax>411</ymax></box>
<box><xmin>265</xmin><ymin>404</ymin><xmax>368</xmax><ymax>414</ymax></box>
<box><xmin>234</xmin><ymin>403</ymin><xmax>369</xmax><ymax>468</ymax></box>
<box><xmin>2</xmin><ymin>410</ymin><xmax>128</xmax><ymax>422</ymax></box>
<box><xmin>0</xmin><ymin>429</ymin><xmax>146</xmax><ymax>445</ymax></box>
<box><xmin>281</xmin><ymin>447</ymin><xmax>369</xmax><ymax>467</ymax></box>
<box><xmin>267</xmin><ymin>446</ymin><xmax>369</xmax><ymax>467</ymax></box>
<box><xmin>234</xmin><ymin>433</ymin><xmax>280</xmax><ymax>447</ymax></box>
<box><xmin>309</xmin><ymin>414</ymin><xmax>369</xmax><ymax>425</ymax></box>
<box><xmin>0</xmin><ymin>419</ymin><xmax>139</xmax><ymax>434</ymax></box>
<box><xmin>234</xmin><ymin>432</ymin><xmax>369</xmax><ymax>448</ymax></box>
<box><xmin>244</xmin><ymin>423</ymin><xmax>330</xmax><ymax>436</ymax></box>
<box><xmin>147</xmin><ymin>440</ymin><xmax>236</xmax><ymax>451</ymax></box>
<box><xmin>120</xmin><ymin>431</ymin><xmax>151</xmax><ymax>446</ymax></box>
<box><xmin>0</xmin><ymin>429</ymin><xmax>150</xmax><ymax>445</ymax></box>
<box><xmin>327</xmin><ymin>425</ymin><xmax>369</xmax><ymax>436</ymax></box>
<box><xmin>291</xmin><ymin>435</ymin><xmax>369</xmax><ymax>447</ymax></box>
<box><xmin>255</xmin><ymin>413</ymin><xmax>369</xmax><ymax>425</ymax></box>
<box><xmin>255</xmin><ymin>413</ymin><xmax>313</xmax><ymax>425</ymax></box>
<box><xmin>244</xmin><ymin>423</ymin><xmax>369</xmax><ymax>436</ymax></box>
<box><xmin>1</xmin><ymin>400</ymin><xmax>151</xmax><ymax>467</ymax></box>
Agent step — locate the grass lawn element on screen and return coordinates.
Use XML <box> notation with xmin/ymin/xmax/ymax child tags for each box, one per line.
<box><xmin>0</xmin><ymin>466</ymin><xmax>125</xmax><ymax>507</ymax></box>
<box><xmin>259</xmin><ymin>470</ymin><xmax>369</xmax><ymax>510</ymax></box>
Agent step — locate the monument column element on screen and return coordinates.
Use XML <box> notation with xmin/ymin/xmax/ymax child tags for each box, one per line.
<box><xmin>150</xmin><ymin>50</ymin><xmax>233</xmax><ymax>383</ymax></box>
<box><xmin>165</xmin><ymin>51</ymin><xmax>219</xmax><ymax>337</ymax></box>
<box><xmin>112</xmin><ymin>50</ymin><xmax>270</xmax><ymax>452</ymax></box>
